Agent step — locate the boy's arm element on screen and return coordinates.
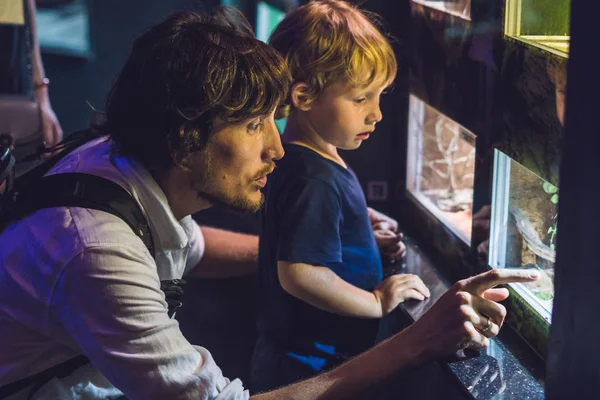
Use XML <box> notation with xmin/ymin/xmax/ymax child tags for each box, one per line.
<box><xmin>278</xmin><ymin>261</ymin><xmax>429</xmax><ymax>318</ymax></box>
<box><xmin>275</xmin><ymin>178</ymin><xmax>426</xmax><ymax>317</ymax></box>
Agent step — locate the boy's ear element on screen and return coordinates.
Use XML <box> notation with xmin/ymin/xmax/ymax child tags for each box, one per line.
<box><xmin>290</xmin><ymin>82</ymin><xmax>315</xmax><ymax>111</ymax></box>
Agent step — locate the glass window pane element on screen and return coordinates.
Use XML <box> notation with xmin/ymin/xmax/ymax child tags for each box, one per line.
<box><xmin>407</xmin><ymin>94</ymin><xmax>476</xmax><ymax>244</ymax></box>
<box><xmin>505</xmin><ymin>0</ymin><xmax>570</xmax><ymax>58</ymax></box>
<box><xmin>489</xmin><ymin>149</ymin><xmax>557</xmax><ymax>322</ymax></box>
<box><xmin>410</xmin><ymin>0</ymin><xmax>471</xmax><ymax>21</ymax></box>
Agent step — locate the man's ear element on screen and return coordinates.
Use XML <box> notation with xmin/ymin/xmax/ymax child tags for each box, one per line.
<box><xmin>290</xmin><ymin>82</ymin><xmax>315</xmax><ymax>111</ymax></box>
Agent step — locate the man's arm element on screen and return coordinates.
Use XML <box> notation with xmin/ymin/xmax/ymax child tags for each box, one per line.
<box><xmin>52</xmin><ymin>243</ymin><xmax>246</xmax><ymax>399</ymax></box>
<box><xmin>253</xmin><ymin>327</ymin><xmax>424</xmax><ymax>399</ymax></box>
<box><xmin>188</xmin><ymin>226</ymin><xmax>259</xmax><ymax>279</ymax></box>
<box><xmin>251</xmin><ymin>269</ymin><xmax>540</xmax><ymax>399</ymax></box>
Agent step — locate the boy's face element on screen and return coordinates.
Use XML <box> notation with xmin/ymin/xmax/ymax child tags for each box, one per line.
<box><xmin>185</xmin><ymin>111</ymin><xmax>283</xmax><ymax>213</ymax></box>
<box><xmin>305</xmin><ymin>79</ymin><xmax>387</xmax><ymax>150</ymax></box>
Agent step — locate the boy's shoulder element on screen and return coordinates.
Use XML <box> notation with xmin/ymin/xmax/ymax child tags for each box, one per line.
<box><xmin>276</xmin><ymin>143</ymin><xmax>349</xmax><ymax>185</ymax></box>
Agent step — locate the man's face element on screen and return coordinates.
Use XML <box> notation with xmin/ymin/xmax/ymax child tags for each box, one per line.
<box><xmin>186</xmin><ymin>111</ymin><xmax>284</xmax><ymax>213</ymax></box>
<box><xmin>304</xmin><ymin>79</ymin><xmax>387</xmax><ymax>150</ymax></box>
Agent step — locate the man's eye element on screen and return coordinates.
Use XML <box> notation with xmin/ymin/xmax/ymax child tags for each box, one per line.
<box><xmin>354</xmin><ymin>98</ymin><xmax>367</xmax><ymax>104</ymax></box>
<box><xmin>248</xmin><ymin>122</ymin><xmax>263</xmax><ymax>131</ymax></box>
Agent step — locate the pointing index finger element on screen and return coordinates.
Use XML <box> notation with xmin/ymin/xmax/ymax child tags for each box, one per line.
<box><xmin>461</xmin><ymin>269</ymin><xmax>540</xmax><ymax>295</ymax></box>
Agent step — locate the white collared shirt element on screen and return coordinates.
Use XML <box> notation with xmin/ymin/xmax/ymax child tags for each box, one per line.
<box><xmin>0</xmin><ymin>137</ymin><xmax>248</xmax><ymax>399</ymax></box>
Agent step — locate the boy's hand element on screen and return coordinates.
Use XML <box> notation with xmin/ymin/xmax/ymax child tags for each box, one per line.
<box><xmin>373</xmin><ymin>274</ymin><xmax>430</xmax><ymax>317</ymax></box>
<box><xmin>368</xmin><ymin>207</ymin><xmax>398</xmax><ymax>232</ymax></box>
<box><xmin>374</xmin><ymin>230</ymin><xmax>407</xmax><ymax>263</ymax></box>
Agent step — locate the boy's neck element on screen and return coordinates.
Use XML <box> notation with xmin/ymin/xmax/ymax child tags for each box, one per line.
<box><xmin>284</xmin><ymin>113</ymin><xmax>347</xmax><ymax>168</ymax></box>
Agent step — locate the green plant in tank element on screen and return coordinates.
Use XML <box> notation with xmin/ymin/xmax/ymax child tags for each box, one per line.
<box><xmin>521</xmin><ymin>0</ymin><xmax>570</xmax><ymax>36</ymax></box>
<box><xmin>542</xmin><ymin>181</ymin><xmax>559</xmax><ymax>250</ymax></box>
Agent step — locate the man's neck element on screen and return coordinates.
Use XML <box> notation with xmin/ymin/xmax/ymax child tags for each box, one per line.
<box><xmin>152</xmin><ymin>167</ymin><xmax>212</xmax><ymax>220</ymax></box>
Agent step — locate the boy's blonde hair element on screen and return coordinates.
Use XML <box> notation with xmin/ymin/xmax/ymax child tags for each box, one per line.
<box><xmin>269</xmin><ymin>0</ymin><xmax>397</xmax><ymax>118</ymax></box>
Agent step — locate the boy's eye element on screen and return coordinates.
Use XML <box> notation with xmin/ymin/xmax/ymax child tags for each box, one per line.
<box><xmin>354</xmin><ymin>98</ymin><xmax>367</xmax><ymax>104</ymax></box>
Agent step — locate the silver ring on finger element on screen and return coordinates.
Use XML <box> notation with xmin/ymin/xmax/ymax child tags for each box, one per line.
<box><xmin>481</xmin><ymin>315</ymin><xmax>491</xmax><ymax>332</ymax></box>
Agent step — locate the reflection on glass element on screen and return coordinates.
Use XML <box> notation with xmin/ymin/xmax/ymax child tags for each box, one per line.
<box><xmin>411</xmin><ymin>0</ymin><xmax>471</xmax><ymax>21</ymax></box>
<box><xmin>36</xmin><ymin>0</ymin><xmax>91</xmax><ymax>58</ymax></box>
<box><xmin>256</xmin><ymin>1</ymin><xmax>287</xmax><ymax>134</ymax></box>
<box><xmin>407</xmin><ymin>94</ymin><xmax>476</xmax><ymax>244</ymax></box>
<box><xmin>505</xmin><ymin>0</ymin><xmax>570</xmax><ymax>58</ymax></box>
<box><xmin>256</xmin><ymin>1</ymin><xmax>285</xmax><ymax>43</ymax></box>
<box><xmin>489</xmin><ymin>150</ymin><xmax>557</xmax><ymax>321</ymax></box>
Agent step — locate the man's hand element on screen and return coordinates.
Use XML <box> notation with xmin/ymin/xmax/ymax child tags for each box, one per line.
<box><xmin>406</xmin><ymin>269</ymin><xmax>540</xmax><ymax>360</ymax></box>
<box><xmin>368</xmin><ymin>207</ymin><xmax>398</xmax><ymax>232</ymax></box>
<box><xmin>373</xmin><ymin>230</ymin><xmax>407</xmax><ymax>262</ymax></box>
<box><xmin>373</xmin><ymin>274</ymin><xmax>430</xmax><ymax>316</ymax></box>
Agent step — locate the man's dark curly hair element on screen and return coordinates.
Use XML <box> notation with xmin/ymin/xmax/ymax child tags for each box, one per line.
<box><xmin>106</xmin><ymin>7</ymin><xmax>291</xmax><ymax>172</ymax></box>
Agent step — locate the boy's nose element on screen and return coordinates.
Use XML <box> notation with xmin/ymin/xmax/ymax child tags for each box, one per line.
<box><xmin>367</xmin><ymin>104</ymin><xmax>383</xmax><ymax>125</ymax></box>
<box><xmin>373</xmin><ymin>107</ymin><xmax>383</xmax><ymax>124</ymax></box>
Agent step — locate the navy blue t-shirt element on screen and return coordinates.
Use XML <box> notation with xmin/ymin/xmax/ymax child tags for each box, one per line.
<box><xmin>257</xmin><ymin>144</ymin><xmax>383</xmax><ymax>372</ymax></box>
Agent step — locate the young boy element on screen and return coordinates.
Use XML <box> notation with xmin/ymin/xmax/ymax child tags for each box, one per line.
<box><xmin>252</xmin><ymin>0</ymin><xmax>430</xmax><ymax>392</ymax></box>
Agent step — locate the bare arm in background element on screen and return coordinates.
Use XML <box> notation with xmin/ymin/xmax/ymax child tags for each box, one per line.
<box><xmin>26</xmin><ymin>0</ymin><xmax>63</xmax><ymax>147</ymax></box>
<box><xmin>188</xmin><ymin>226</ymin><xmax>259</xmax><ymax>278</ymax></box>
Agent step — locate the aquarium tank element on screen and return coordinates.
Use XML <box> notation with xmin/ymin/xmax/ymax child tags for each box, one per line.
<box><xmin>489</xmin><ymin>150</ymin><xmax>557</xmax><ymax>321</ymax></box>
<box><xmin>406</xmin><ymin>95</ymin><xmax>476</xmax><ymax>244</ymax></box>
<box><xmin>505</xmin><ymin>0</ymin><xmax>571</xmax><ymax>58</ymax></box>
<box><xmin>411</xmin><ymin>0</ymin><xmax>471</xmax><ymax>20</ymax></box>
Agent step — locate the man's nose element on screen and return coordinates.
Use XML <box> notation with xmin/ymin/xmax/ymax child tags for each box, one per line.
<box><xmin>264</xmin><ymin>119</ymin><xmax>285</xmax><ymax>161</ymax></box>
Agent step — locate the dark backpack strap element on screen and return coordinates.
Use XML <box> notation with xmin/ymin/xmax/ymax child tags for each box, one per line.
<box><xmin>5</xmin><ymin>172</ymin><xmax>154</xmax><ymax>256</ymax></box>
<box><xmin>5</xmin><ymin>128</ymin><xmax>105</xmax><ymax>195</ymax></box>
<box><xmin>0</xmin><ymin>355</ymin><xmax>89</xmax><ymax>399</ymax></box>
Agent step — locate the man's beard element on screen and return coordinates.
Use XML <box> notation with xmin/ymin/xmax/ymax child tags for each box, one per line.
<box><xmin>194</xmin><ymin>185</ymin><xmax>264</xmax><ymax>214</ymax></box>
<box><xmin>190</xmin><ymin>149</ymin><xmax>272</xmax><ymax>214</ymax></box>
<box><xmin>191</xmin><ymin>167</ymin><xmax>265</xmax><ymax>214</ymax></box>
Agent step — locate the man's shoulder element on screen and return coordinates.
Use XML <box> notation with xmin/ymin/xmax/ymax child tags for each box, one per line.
<box><xmin>67</xmin><ymin>206</ymin><xmax>149</xmax><ymax>251</ymax></box>
<box><xmin>4</xmin><ymin>205</ymin><xmax>149</xmax><ymax>261</ymax></box>
<box><xmin>0</xmin><ymin>207</ymin><xmax>151</xmax><ymax>309</ymax></box>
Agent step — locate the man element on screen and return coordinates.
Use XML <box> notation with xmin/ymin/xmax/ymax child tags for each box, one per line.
<box><xmin>0</xmin><ymin>8</ymin><xmax>539</xmax><ymax>400</ymax></box>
